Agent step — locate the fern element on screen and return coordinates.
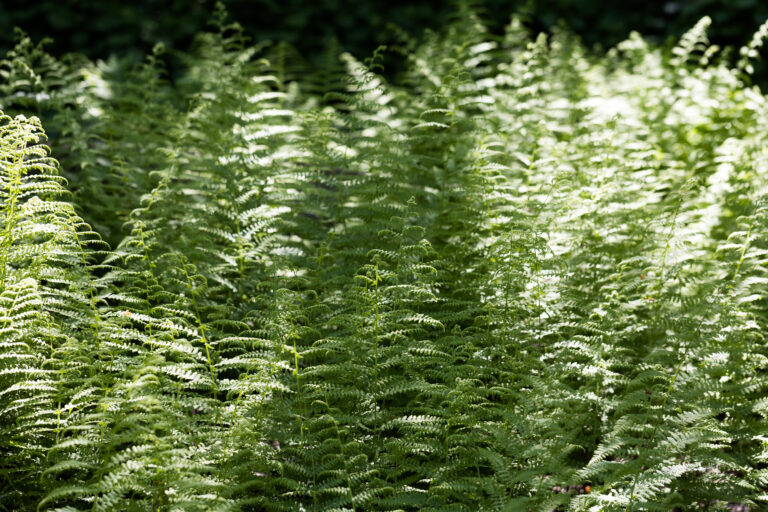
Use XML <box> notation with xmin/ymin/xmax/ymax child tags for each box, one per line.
<box><xmin>3</xmin><ymin>5</ymin><xmax>768</xmax><ymax>511</ymax></box>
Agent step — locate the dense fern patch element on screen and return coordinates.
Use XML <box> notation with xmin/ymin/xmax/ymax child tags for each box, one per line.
<box><xmin>2</xmin><ymin>5</ymin><xmax>768</xmax><ymax>511</ymax></box>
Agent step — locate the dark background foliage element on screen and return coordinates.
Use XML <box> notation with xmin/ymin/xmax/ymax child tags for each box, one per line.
<box><xmin>1</xmin><ymin>0</ymin><xmax>767</xmax><ymax>66</ymax></box>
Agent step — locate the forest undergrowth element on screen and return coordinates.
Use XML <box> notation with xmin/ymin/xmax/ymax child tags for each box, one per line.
<box><xmin>2</xmin><ymin>4</ymin><xmax>768</xmax><ymax>511</ymax></box>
